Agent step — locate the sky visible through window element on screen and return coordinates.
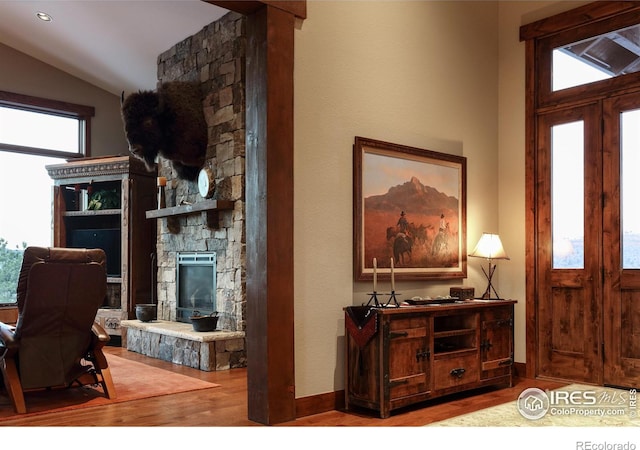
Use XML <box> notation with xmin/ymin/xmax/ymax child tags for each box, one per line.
<box><xmin>0</xmin><ymin>106</ymin><xmax>80</xmax><ymax>249</ymax></box>
<box><xmin>0</xmin><ymin>152</ymin><xmax>61</xmax><ymax>249</ymax></box>
<box><xmin>0</xmin><ymin>106</ymin><xmax>79</xmax><ymax>152</ymax></box>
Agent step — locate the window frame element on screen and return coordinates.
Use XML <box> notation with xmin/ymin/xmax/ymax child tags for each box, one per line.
<box><xmin>0</xmin><ymin>90</ymin><xmax>94</xmax><ymax>158</ymax></box>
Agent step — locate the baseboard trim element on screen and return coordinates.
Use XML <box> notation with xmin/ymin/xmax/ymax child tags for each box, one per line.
<box><xmin>295</xmin><ymin>389</ymin><xmax>345</xmax><ymax>418</ymax></box>
<box><xmin>513</xmin><ymin>362</ymin><xmax>526</xmax><ymax>378</ymax></box>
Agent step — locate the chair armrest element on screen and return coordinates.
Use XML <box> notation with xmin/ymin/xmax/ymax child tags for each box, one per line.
<box><xmin>0</xmin><ymin>321</ymin><xmax>18</xmax><ymax>356</ymax></box>
<box><xmin>89</xmin><ymin>322</ymin><xmax>111</xmax><ymax>370</ymax></box>
<box><xmin>91</xmin><ymin>322</ymin><xmax>110</xmax><ymax>343</ymax></box>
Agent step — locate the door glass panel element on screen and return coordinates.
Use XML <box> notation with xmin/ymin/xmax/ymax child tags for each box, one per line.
<box><xmin>552</xmin><ymin>24</ymin><xmax>640</xmax><ymax>91</ymax></box>
<box><xmin>552</xmin><ymin>121</ymin><xmax>584</xmax><ymax>269</ymax></box>
<box><xmin>621</xmin><ymin>108</ymin><xmax>640</xmax><ymax>268</ymax></box>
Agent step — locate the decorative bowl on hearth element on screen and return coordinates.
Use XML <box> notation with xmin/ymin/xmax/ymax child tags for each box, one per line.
<box><xmin>135</xmin><ymin>304</ymin><xmax>157</xmax><ymax>322</ymax></box>
<box><xmin>189</xmin><ymin>311</ymin><xmax>219</xmax><ymax>332</ymax></box>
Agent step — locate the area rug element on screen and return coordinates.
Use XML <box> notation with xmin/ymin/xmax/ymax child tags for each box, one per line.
<box><xmin>427</xmin><ymin>384</ymin><xmax>640</xmax><ymax>427</ymax></box>
<box><xmin>0</xmin><ymin>354</ymin><xmax>220</xmax><ymax>420</ymax></box>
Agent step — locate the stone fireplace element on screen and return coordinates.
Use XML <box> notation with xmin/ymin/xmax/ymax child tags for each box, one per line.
<box><xmin>155</xmin><ymin>10</ymin><xmax>246</xmax><ymax>332</ymax></box>
<box><xmin>122</xmin><ymin>12</ymin><xmax>247</xmax><ymax>371</ymax></box>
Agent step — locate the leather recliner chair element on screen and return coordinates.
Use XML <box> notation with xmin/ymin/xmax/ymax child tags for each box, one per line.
<box><xmin>0</xmin><ymin>247</ymin><xmax>116</xmax><ymax>414</ymax></box>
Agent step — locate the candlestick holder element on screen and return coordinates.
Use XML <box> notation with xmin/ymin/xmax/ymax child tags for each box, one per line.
<box><xmin>366</xmin><ymin>291</ymin><xmax>382</xmax><ymax>307</ymax></box>
<box><xmin>385</xmin><ymin>291</ymin><xmax>401</xmax><ymax>307</ymax></box>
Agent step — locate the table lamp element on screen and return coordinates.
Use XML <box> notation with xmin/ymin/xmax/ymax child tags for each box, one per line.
<box><xmin>468</xmin><ymin>233</ymin><xmax>510</xmax><ymax>299</ymax></box>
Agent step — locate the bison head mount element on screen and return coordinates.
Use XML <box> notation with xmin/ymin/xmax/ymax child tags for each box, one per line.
<box><xmin>121</xmin><ymin>81</ymin><xmax>207</xmax><ymax>181</ymax></box>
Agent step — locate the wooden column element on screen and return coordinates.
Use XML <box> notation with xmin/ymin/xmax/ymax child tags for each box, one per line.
<box><xmin>245</xmin><ymin>4</ymin><xmax>296</xmax><ymax>425</ymax></box>
<box><xmin>207</xmin><ymin>0</ymin><xmax>304</xmax><ymax>425</ymax></box>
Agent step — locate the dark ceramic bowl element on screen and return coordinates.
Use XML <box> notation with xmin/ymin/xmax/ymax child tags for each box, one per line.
<box><xmin>190</xmin><ymin>313</ymin><xmax>219</xmax><ymax>332</ymax></box>
<box><xmin>136</xmin><ymin>304</ymin><xmax>157</xmax><ymax>322</ymax></box>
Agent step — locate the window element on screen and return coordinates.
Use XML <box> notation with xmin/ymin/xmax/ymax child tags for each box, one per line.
<box><xmin>553</xmin><ymin>23</ymin><xmax>640</xmax><ymax>92</ymax></box>
<box><xmin>0</xmin><ymin>106</ymin><xmax>82</xmax><ymax>153</ymax></box>
<box><xmin>0</xmin><ymin>91</ymin><xmax>94</xmax><ymax>305</ymax></box>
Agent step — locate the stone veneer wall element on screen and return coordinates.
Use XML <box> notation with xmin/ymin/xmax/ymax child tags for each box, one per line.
<box><xmin>154</xmin><ymin>11</ymin><xmax>246</xmax><ymax>348</ymax></box>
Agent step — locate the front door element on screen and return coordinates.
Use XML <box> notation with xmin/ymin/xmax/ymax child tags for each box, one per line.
<box><xmin>536</xmin><ymin>94</ymin><xmax>640</xmax><ymax>387</ymax></box>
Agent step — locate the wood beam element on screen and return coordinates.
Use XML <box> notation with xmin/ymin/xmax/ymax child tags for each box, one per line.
<box><xmin>206</xmin><ymin>1</ymin><xmax>306</xmax><ymax>19</ymax></box>
<box><xmin>245</xmin><ymin>4</ymin><xmax>296</xmax><ymax>425</ymax></box>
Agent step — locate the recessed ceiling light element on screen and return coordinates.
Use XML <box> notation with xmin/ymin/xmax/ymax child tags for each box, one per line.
<box><xmin>36</xmin><ymin>12</ymin><xmax>52</xmax><ymax>22</ymax></box>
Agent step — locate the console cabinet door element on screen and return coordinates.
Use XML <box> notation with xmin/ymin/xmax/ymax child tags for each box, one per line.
<box><xmin>386</xmin><ymin>315</ymin><xmax>431</xmax><ymax>400</ymax></box>
<box><xmin>480</xmin><ymin>306</ymin><xmax>514</xmax><ymax>379</ymax></box>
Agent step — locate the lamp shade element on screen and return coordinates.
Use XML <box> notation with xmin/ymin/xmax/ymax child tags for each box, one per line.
<box><xmin>468</xmin><ymin>233</ymin><xmax>510</xmax><ymax>260</ymax></box>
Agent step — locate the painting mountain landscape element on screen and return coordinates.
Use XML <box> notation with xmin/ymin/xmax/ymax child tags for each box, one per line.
<box><xmin>364</xmin><ymin>176</ymin><xmax>460</xmax><ymax>270</ymax></box>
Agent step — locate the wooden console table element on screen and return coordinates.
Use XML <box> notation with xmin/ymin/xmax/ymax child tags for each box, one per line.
<box><xmin>344</xmin><ymin>299</ymin><xmax>515</xmax><ymax>418</ymax></box>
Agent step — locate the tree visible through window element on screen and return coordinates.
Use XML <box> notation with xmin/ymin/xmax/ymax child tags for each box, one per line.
<box><xmin>0</xmin><ymin>91</ymin><xmax>93</xmax><ymax>304</ymax></box>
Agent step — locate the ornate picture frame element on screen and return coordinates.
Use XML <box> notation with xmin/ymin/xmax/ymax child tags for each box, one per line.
<box><xmin>353</xmin><ymin>136</ymin><xmax>467</xmax><ymax>282</ymax></box>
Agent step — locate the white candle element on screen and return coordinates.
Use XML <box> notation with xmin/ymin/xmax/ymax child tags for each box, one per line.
<box><xmin>390</xmin><ymin>257</ymin><xmax>395</xmax><ymax>292</ymax></box>
<box><xmin>373</xmin><ymin>257</ymin><xmax>377</xmax><ymax>292</ymax></box>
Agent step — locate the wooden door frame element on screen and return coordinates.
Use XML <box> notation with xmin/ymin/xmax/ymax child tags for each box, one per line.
<box><xmin>206</xmin><ymin>1</ymin><xmax>306</xmax><ymax>425</ymax></box>
<box><xmin>521</xmin><ymin>2</ymin><xmax>640</xmax><ymax>380</ymax></box>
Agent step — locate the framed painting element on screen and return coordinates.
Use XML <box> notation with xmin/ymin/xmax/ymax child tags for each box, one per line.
<box><xmin>353</xmin><ymin>136</ymin><xmax>467</xmax><ymax>281</ymax></box>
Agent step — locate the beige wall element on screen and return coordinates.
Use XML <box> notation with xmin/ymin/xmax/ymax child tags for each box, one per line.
<box><xmin>0</xmin><ymin>43</ymin><xmax>128</xmax><ymax>156</ymax></box>
<box><xmin>294</xmin><ymin>0</ymin><xmax>500</xmax><ymax>397</ymax></box>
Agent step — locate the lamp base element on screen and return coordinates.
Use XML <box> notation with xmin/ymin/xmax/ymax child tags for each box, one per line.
<box><xmin>480</xmin><ymin>262</ymin><xmax>503</xmax><ymax>300</ymax></box>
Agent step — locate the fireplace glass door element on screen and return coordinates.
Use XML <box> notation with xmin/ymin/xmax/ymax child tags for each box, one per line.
<box><xmin>176</xmin><ymin>252</ymin><xmax>216</xmax><ymax>322</ymax></box>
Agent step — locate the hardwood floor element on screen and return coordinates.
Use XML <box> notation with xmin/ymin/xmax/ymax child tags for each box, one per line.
<box><xmin>0</xmin><ymin>346</ymin><xmax>567</xmax><ymax>427</ymax></box>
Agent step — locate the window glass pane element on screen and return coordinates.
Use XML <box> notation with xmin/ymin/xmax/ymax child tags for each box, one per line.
<box><xmin>622</xmin><ymin>108</ymin><xmax>640</xmax><ymax>269</ymax></box>
<box><xmin>0</xmin><ymin>106</ymin><xmax>80</xmax><ymax>153</ymax></box>
<box><xmin>552</xmin><ymin>49</ymin><xmax>612</xmax><ymax>91</ymax></box>
<box><xmin>551</xmin><ymin>24</ymin><xmax>640</xmax><ymax>91</ymax></box>
<box><xmin>552</xmin><ymin>121</ymin><xmax>584</xmax><ymax>269</ymax></box>
<box><xmin>0</xmin><ymin>152</ymin><xmax>58</xmax><ymax>304</ymax></box>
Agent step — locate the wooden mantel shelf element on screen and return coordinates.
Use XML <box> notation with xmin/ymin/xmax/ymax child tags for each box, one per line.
<box><xmin>146</xmin><ymin>199</ymin><xmax>233</xmax><ymax>219</ymax></box>
<box><xmin>146</xmin><ymin>199</ymin><xmax>234</xmax><ymax>232</ymax></box>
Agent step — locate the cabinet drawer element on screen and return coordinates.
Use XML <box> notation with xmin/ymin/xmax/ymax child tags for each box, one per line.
<box><xmin>433</xmin><ymin>353</ymin><xmax>479</xmax><ymax>390</ymax></box>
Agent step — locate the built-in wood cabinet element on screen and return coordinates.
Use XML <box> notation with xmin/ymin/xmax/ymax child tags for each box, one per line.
<box><xmin>47</xmin><ymin>156</ymin><xmax>157</xmax><ymax>338</ymax></box>
<box><xmin>345</xmin><ymin>300</ymin><xmax>515</xmax><ymax>418</ymax></box>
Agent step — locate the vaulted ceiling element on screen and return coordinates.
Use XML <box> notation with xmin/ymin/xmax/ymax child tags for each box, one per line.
<box><xmin>0</xmin><ymin>1</ymin><xmax>228</xmax><ymax>95</ymax></box>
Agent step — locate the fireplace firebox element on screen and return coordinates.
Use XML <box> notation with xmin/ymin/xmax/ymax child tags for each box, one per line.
<box><xmin>176</xmin><ymin>252</ymin><xmax>216</xmax><ymax>323</ymax></box>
